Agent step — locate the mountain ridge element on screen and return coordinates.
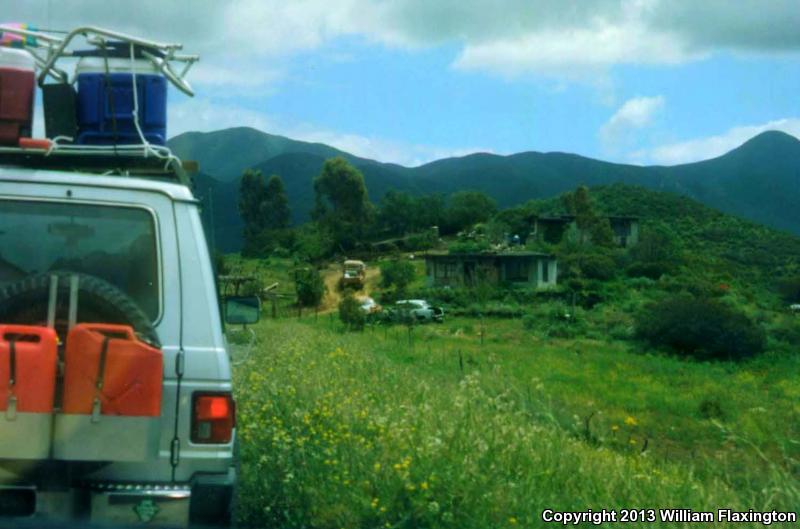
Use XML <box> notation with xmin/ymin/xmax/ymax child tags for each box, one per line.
<box><xmin>167</xmin><ymin>128</ymin><xmax>800</xmax><ymax>252</ymax></box>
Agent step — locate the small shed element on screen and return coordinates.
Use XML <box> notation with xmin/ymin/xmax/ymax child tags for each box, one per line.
<box><xmin>425</xmin><ymin>251</ymin><xmax>557</xmax><ymax>289</ymax></box>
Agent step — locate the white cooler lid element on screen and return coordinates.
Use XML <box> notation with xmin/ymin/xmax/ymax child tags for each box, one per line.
<box><xmin>0</xmin><ymin>47</ymin><xmax>35</xmax><ymax>71</ymax></box>
<box><xmin>76</xmin><ymin>56</ymin><xmax>160</xmax><ymax>76</ymax></box>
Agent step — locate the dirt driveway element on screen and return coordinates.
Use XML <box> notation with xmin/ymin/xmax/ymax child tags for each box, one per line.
<box><xmin>320</xmin><ymin>262</ymin><xmax>381</xmax><ymax>311</ymax></box>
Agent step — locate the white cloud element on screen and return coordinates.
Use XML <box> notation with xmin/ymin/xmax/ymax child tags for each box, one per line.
<box><xmin>637</xmin><ymin>118</ymin><xmax>800</xmax><ymax>165</ymax></box>
<box><xmin>453</xmin><ymin>23</ymin><xmax>696</xmax><ymax>79</ymax></box>
<box><xmin>168</xmin><ymin>99</ymin><xmax>276</xmax><ymax>137</ymax></box>
<box><xmin>6</xmin><ymin>0</ymin><xmax>800</xmax><ymax>83</ymax></box>
<box><xmin>600</xmin><ymin>95</ymin><xmax>665</xmax><ymax>146</ymax></box>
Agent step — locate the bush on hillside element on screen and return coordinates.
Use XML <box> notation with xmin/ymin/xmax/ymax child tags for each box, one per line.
<box><xmin>557</xmin><ymin>250</ymin><xmax>617</xmax><ymax>282</ymax></box>
<box><xmin>579</xmin><ymin>253</ymin><xmax>617</xmax><ymax>280</ymax></box>
<box><xmin>339</xmin><ymin>293</ymin><xmax>366</xmax><ymax>331</ymax></box>
<box><xmin>777</xmin><ymin>275</ymin><xmax>800</xmax><ymax>303</ymax></box>
<box><xmin>380</xmin><ymin>259</ymin><xmax>416</xmax><ymax>292</ymax></box>
<box><xmin>626</xmin><ymin>261</ymin><xmax>672</xmax><ymax>280</ymax></box>
<box><xmin>295</xmin><ymin>266</ymin><xmax>326</xmax><ymax>307</ymax></box>
<box><xmin>635</xmin><ymin>295</ymin><xmax>765</xmax><ymax>361</ymax></box>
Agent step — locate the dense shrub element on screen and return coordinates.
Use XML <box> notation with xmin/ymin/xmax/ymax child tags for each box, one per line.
<box><xmin>635</xmin><ymin>295</ymin><xmax>766</xmax><ymax>361</ymax></box>
<box><xmin>450</xmin><ymin>301</ymin><xmax>525</xmax><ymax>319</ymax></box>
<box><xmin>402</xmin><ymin>233</ymin><xmax>435</xmax><ymax>251</ymax></box>
<box><xmin>777</xmin><ymin>275</ymin><xmax>800</xmax><ymax>303</ymax></box>
<box><xmin>557</xmin><ymin>251</ymin><xmax>616</xmax><ymax>281</ymax></box>
<box><xmin>768</xmin><ymin>316</ymin><xmax>800</xmax><ymax>346</ymax></box>
<box><xmin>579</xmin><ymin>253</ymin><xmax>617</xmax><ymax>280</ymax></box>
<box><xmin>338</xmin><ymin>293</ymin><xmax>366</xmax><ymax>331</ymax></box>
<box><xmin>379</xmin><ymin>259</ymin><xmax>416</xmax><ymax>291</ymax></box>
<box><xmin>295</xmin><ymin>266</ymin><xmax>326</xmax><ymax>307</ymax></box>
<box><xmin>626</xmin><ymin>261</ymin><xmax>671</xmax><ymax>280</ymax></box>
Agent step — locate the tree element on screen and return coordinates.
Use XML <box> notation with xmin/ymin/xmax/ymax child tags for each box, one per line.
<box><xmin>380</xmin><ymin>259</ymin><xmax>415</xmax><ymax>294</ymax></box>
<box><xmin>295</xmin><ymin>266</ymin><xmax>326</xmax><ymax>308</ymax></box>
<box><xmin>239</xmin><ymin>170</ymin><xmax>292</xmax><ymax>256</ymax></box>
<box><xmin>264</xmin><ymin>175</ymin><xmax>291</xmax><ymax>230</ymax></box>
<box><xmin>312</xmin><ymin>157</ymin><xmax>374</xmax><ymax>251</ymax></box>
<box><xmin>239</xmin><ymin>169</ymin><xmax>266</xmax><ymax>234</ymax></box>
<box><xmin>563</xmin><ymin>186</ymin><xmax>613</xmax><ymax>247</ymax></box>
<box><xmin>445</xmin><ymin>191</ymin><xmax>496</xmax><ymax>234</ymax></box>
<box><xmin>777</xmin><ymin>275</ymin><xmax>800</xmax><ymax>303</ymax></box>
<box><xmin>339</xmin><ymin>292</ymin><xmax>366</xmax><ymax>331</ymax></box>
<box><xmin>379</xmin><ymin>190</ymin><xmax>416</xmax><ymax>236</ymax></box>
<box><xmin>631</xmin><ymin>223</ymin><xmax>681</xmax><ymax>264</ymax></box>
<box><xmin>414</xmin><ymin>193</ymin><xmax>447</xmax><ymax>232</ymax></box>
<box><xmin>627</xmin><ymin>223</ymin><xmax>682</xmax><ymax>278</ymax></box>
<box><xmin>494</xmin><ymin>203</ymin><xmax>538</xmax><ymax>242</ymax></box>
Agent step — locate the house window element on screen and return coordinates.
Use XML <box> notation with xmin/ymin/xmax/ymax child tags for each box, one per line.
<box><xmin>542</xmin><ymin>260</ymin><xmax>550</xmax><ymax>282</ymax></box>
<box><xmin>505</xmin><ymin>260</ymin><xmax>528</xmax><ymax>282</ymax></box>
<box><xmin>435</xmin><ymin>262</ymin><xmax>457</xmax><ymax>278</ymax></box>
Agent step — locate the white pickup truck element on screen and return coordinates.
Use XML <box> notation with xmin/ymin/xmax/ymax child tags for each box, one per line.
<box><xmin>0</xmin><ymin>151</ymin><xmax>257</xmax><ymax>526</ymax></box>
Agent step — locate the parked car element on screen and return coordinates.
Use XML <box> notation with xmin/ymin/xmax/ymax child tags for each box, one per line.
<box><xmin>359</xmin><ymin>296</ymin><xmax>382</xmax><ymax>315</ymax></box>
<box><xmin>358</xmin><ymin>296</ymin><xmax>383</xmax><ymax>314</ymax></box>
<box><xmin>392</xmin><ymin>299</ymin><xmax>444</xmax><ymax>323</ymax></box>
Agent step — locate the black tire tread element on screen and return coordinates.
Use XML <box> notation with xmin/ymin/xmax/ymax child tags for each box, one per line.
<box><xmin>0</xmin><ymin>271</ymin><xmax>160</xmax><ymax>347</ymax></box>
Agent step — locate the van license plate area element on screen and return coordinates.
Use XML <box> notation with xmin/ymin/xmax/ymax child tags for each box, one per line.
<box><xmin>0</xmin><ymin>487</ymin><xmax>36</xmax><ymax>517</ymax></box>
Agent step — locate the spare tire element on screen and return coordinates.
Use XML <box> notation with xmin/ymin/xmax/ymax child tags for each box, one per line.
<box><xmin>0</xmin><ymin>271</ymin><xmax>160</xmax><ymax>347</ymax></box>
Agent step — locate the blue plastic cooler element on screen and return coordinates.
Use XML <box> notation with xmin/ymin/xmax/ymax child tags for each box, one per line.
<box><xmin>75</xmin><ymin>55</ymin><xmax>167</xmax><ymax>145</ymax></box>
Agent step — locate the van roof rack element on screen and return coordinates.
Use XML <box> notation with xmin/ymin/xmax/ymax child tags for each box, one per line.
<box><xmin>0</xmin><ymin>142</ymin><xmax>190</xmax><ymax>185</ymax></box>
<box><xmin>0</xmin><ymin>25</ymin><xmax>198</xmax><ymax>96</ymax></box>
<box><xmin>0</xmin><ymin>24</ymin><xmax>198</xmax><ymax>186</ymax></box>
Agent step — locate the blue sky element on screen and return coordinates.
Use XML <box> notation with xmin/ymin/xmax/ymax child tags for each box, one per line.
<box><xmin>9</xmin><ymin>0</ymin><xmax>800</xmax><ymax>166</ymax></box>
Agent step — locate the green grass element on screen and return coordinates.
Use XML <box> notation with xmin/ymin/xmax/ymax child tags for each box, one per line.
<box><xmin>233</xmin><ymin>317</ymin><xmax>800</xmax><ymax>528</ymax></box>
<box><xmin>221</xmin><ymin>254</ymin><xmax>298</xmax><ymax>296</ymax></box>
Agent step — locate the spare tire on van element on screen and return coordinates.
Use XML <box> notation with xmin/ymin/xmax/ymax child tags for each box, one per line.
<box><xmin>0</xmin><ymin>271</ymin><xmax>160</xmax><ymax>347</ymax></box>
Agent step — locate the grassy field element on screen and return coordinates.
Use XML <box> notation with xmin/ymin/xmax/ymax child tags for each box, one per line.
<box><xmin>232</xmin><ymin>315</ymin><xmax>799</xmax><ymax>528</ymax></box>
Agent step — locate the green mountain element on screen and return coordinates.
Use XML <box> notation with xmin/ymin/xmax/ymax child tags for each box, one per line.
<box><xmin>168</xmin><ymin>129</ymin><xmax>800</xmax><ymax>252</ymax></box>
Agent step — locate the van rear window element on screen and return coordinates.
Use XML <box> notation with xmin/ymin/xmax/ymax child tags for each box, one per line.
<box><xmin>0</xmin><ymin>200</ymin><xmax>160</xmax><ymax>321</ymax></box>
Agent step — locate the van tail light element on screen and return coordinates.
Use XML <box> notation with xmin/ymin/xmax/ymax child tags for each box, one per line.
<box><xmin>191</xmin><ymin>393</ymin><xmax>235</xmax><ymax>444</ymax></box>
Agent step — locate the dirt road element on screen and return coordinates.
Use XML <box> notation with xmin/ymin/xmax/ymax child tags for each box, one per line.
<box><xmin>320</xmin><ymin>261</ymin><xmax>381</xmax><ymax>311</ymax></box>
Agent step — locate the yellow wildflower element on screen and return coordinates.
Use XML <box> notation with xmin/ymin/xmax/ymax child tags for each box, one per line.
<box><xmin>624</xmin><ymin>416</ymin><xmax>638</xmax><ymax>426</ymax></box>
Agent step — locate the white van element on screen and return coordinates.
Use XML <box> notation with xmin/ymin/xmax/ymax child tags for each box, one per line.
<box><xmin>0</xmin><ymin>150</ymin><xmax>256</xmax><ymax>526</ymax></box>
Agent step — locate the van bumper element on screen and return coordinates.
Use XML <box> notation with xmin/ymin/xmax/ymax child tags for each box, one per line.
<box><xmin>0</xmin><ymin>468</ymin><xmax>235</xmax><ymax>528</ymax></box>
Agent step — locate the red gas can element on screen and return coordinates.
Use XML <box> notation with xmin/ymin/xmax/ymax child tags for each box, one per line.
<box><xmin>0</xmin><ymin>325</ymin><xmax>58</xmax><ymax>413</ymax></box>
<box><xmin>63</xmin><ymin>323</ymin><xmax>163</xmax><ymax>417</ymax></box>
<box><xmin>0</xmin><ymin>47</ymin><xmax>36</xmax><ymax>145</ymax></box>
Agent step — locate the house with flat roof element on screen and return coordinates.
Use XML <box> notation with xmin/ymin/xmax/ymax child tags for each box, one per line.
<box><xmin>608</xmin><ymin>216</ymin><xmax>640</xmax><ymax>247</ymax></box>
<box><xmin>425</xmin><ymin>251</ymin><xmax>557</xmax><ymax>289</ymax></box>
<box><xmin>530</xmin><ymin>215</ymin><xmax>639</xmax><ymax>248</ymax></box>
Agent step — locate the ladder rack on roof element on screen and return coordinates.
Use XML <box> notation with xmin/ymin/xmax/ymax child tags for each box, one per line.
<box><xmin>0</xmin><ymin>142</ymin><xmax>191</xmax><ymax>185</ymax></box>
<box><xmin>0</xmin><ymin>25</ymin><xmax>198</xmax><ymax>95</ymax></box>
<box><xmin>0</xmin><ymin>24</ymin><xmax>200</xmax><ymax>185</ymax></box>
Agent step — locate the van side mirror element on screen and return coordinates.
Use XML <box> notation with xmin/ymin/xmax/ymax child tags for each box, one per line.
<box><xmin>224</xmin><ymin>296</ymin><xmax>261</xmax><ymax>325</ymax></box>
